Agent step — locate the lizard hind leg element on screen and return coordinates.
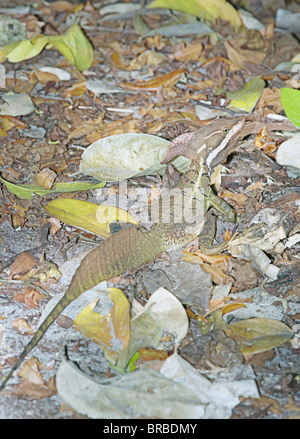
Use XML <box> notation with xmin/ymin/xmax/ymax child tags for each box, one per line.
<box><xmin>198</xmin><ymin>212</ymin><xmax>236</xmax><ymax>255</ymax></box>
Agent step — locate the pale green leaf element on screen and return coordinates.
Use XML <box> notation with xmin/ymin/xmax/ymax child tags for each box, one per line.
<box><xmin>0</xmin><ymin>176</ymin><xmax>105</xmax><ymax>200</ymax></box>
<box><xmin>148</xmin><ymin>0</ymin><xmax>242</xmax><ymax>30</ymax></box>
<box><xmin>79</xmin><ymin>133</ymin><xmax>190</xmax><ymax>182</ymax></box>
<box><xmin>280</xmin><ymin>88</ymin><xmax>300</xmax><ymax>128</ymax></box>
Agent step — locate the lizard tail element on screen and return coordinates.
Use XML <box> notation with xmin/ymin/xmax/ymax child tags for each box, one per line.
<box><xmin>0</xmin><ymin>226</ymin><xmax>164</xmax><ymax>391</ymax></box>
<box><xmin>0</xmin><ymin>294</ymin><xmax>70</xmax><ymax>392</ymax></box>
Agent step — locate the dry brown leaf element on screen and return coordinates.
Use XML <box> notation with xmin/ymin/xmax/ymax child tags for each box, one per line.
<box><xmin>137</xmin><ymin>50</ymin><xmax>167</xmax><ymax>67</ymax></box>
<box><xmin>63</xmin><ymin>81</ymin><xmax>86</xmax><ymax>97</ymax></box>
<box><xmin>45</xmin><ymin>217</ymin><xmax>61</xmax><ymax>236</ymax></box>
<box><xmin>256</xmin><ymin>87</ymin><xmax>283</xmax><ymax>114</ymax></box>
<box><xmin>172</xmin><ymin>43</ymin><xmax>203</xmax><ymax>62</ymax></box>
<box><xmin>14</xmin><ymin>379</ymin><xmax>57</xmax><ymax>399</ymax></box>
<box><xmin>34</xmin><ymin>70</ymin><xmax>60</xmax><ymax>84</ymax></box>
<box><xmin>254</xmin><ymin>127</ymin><xmax>278</xmax><ymax>158</ymax></box>
<box><xmin>18</xmin><ymin>357</ymin><xmax>45</xmax><ymax>386</ymax></box>
<box><xmin>13</xmin><ymin>288</ymin><xmax>46</xmax><ymax>309</ymax></box>
<box><xmin>12</xmin><ymin>318</ymin><xmax>33</xmax><ymax>335</ymax></box>
<box><xmin>242</xmin><ymin>396</ymin><xmax>282</xmax><ymax>416</ymax></box>
<box><xmin>8</xmin><ymin>252</ymin><xmax>38</xmax><ymax>280</ymax></box>
<box><xmin>285</xmin><ymin>396</ymin><xmax>300</xmax><ymax>413</ymax></box>
<box><xmin>34</xmin><ymin>168</ymin><xmax>57</xmax><ymax>190</ymax></box>
<box><xmin>219</xmin><ymin>189</ymin><xmax>248</xmax><ymax>212</ymax></box>
<box><xmin>224</xmin><ymin>41</ymin><xmax>248</xmax><ymax>70</ymax></box>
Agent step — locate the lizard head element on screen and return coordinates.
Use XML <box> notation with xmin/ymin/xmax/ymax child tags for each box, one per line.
<box><xmin>161</xmin><ymin>118</ymin><xmax>245</xmax><ymax>168</ymax></box>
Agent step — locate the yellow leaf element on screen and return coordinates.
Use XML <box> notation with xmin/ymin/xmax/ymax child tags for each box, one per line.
<box><xmin>2</xmin><ymin>24</ymin><xmax>93</xmax><ymax>71</ymax></box>
<box><xmin>47</xmin><ymin>23</ymin><xmax>94</xmax><ymax>71</ymax></box>
<box><xmin>4</xmin><ymin>36</ymin><xmax>49</xmax><ymax>63</ymax></box>
<box><xmin>74</xmin><ymin>288</ymin><xmax>130</xmax><ymax>352</ymax></box>
<box><xmin>45</xmin><ymin>198</ymin><xmax>139</xmax><ymax>238</ymax></box>
<box><xmin>148</xmin><ymin>0</ymin><xmax>242</xmax><ymax>30</ymax></box>
<box><xmin>224</xmin><ymin>318</ymin><xmax>294</xmax><ymax>356</ymax></box>
<box><xmin>227</xmin><ymin>77</ymin><xmax>265</xmax><ymax>112</ymax></box>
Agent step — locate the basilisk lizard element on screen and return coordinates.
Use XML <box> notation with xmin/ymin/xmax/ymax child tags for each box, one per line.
<box><xmin>0</xmin><ymin>118</ymin><xmax>245</xmax><ymax>391</ymax></box>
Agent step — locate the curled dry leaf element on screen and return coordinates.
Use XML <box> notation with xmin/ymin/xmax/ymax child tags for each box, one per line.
<box><xmin>13</xmin><ymin>288</ymin><xmax>47</xmax><ymax>309</ymax></box>
<box><xmin>34</xmin><ymin>168</ymin><xmax>57</xmax><ymax>190</ymax></box>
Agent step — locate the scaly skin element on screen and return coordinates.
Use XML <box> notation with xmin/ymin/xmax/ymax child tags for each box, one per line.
<box><xmin>0</xmin><ymin>118</ymin><xmax>245</xmax><ymax>391</ymax></box>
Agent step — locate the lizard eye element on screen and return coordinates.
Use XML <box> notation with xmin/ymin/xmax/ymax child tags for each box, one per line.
<box><xmin>223</xmin><ymin>127</ymin><xmax>229</xmax><ymax>134</ymax></box>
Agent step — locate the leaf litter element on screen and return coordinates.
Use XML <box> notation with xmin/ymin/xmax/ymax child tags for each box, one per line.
<box><xmin>0</xmin><ymin>0</ymin><xmax>299</xmax><ymax>420</ymax></box>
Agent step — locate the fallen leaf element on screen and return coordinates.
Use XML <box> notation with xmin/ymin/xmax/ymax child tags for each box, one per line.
<box><xmin>227</xmin><ymin>77</ymin><xmax>266</xmax><ymax>112</ymax></box>
<box><xmin>79</xmin><ymin>132</ymin><xmax>190</xmax><ymax>181</ymax></box>
<box><xmin>18</xmin><ymin>357</ymin><xmax>45</xmax><ymax>386</ymax></box>
<box><xmin>254</xmin><ymin>127</ymin><xmax>278</xmax><ymax>157</ymax></box>
<box><xmin>34</xmin><ymin>168</ymin><xmax>57</xmax><ymax>190</ymax></box>
<box><xmin>74</xmin><ymin>288</ymin><xmax>130</xmax><ymax>353</ymax></box>
<box><xmin>0</xmin><ymin>176</ymin><xmax>105</xmax><ymax>200</ymax></box>
<box><xmin>45</xmin><ymin>198</ymin><xmax>139</xmax><ymax>238</ymax></box>
<box><xmin>3</xmin><ymin>23</ymin><xmax>93</xmax><ymax>71</ymax></box>
<box><xmin>280</xmin><ymin>87</ymin><xmax>300</xmax><ymax>128</ymax></box>
<box><xmin>13</xmin><ymin>288</ymin><xmax>47</xmax><ymax>309</ymax></box>
<box><xmin>148</xmin><ymin>0</ymin><xmax>242</xmax><ymax>30</ymax></box>
<box><xmin>0</xmin><ymin>92</ymin><xmax>35</xmax><ymax>116</ymax></box>
<box><xmin>223</xmin><ymin>318</ymin><xmax>294</xmax><ymax>357</ymax></box>
<box><xmin>8</xmin><ymin>252</ymin><xmax>38</xmax><ymax>279</ymax></box>
<box><xmin>12</xmin><ymin>318</ymin><xmax>33</xmax><ymax>335</ymax></box>
<box><xmin>172</xmin><ymin>43</ymin><xmax>202</xmax><ymax>62</ymax></box>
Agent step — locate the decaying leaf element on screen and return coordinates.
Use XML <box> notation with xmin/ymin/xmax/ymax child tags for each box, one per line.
<box><xmin>74</xmin><ymin>287</ymin><xmax>130</xmax><ymax>353</ymax></box>
<box><xmin>12</xmin><ymin>318</ymin><xmax>33</xmax><ymax>335</ymax></box>
<box><xmin>18</xmin><ymin>357</ymin><xmax>45</xmax><ymax>386</ymax></box>
<box><xmin>34</xmin><ymin>168</ymin><xmax>57</xmax><ymax>190</ymax></box>
<box><xmin>45</xmin><ymin>198</ymin><xmax>139</xmax><ymax>238</ymax></box>
<box><xmin>223</xmin><ymin>318</ymin><xmax>294</xmax><ymax>357</ymax></box>
<box><xmin>227</xmin><ymin>77</ymin><xmax>266</xmax><ymax>112</ymax></box>
<box><xmin>79</xmin><ymin>132</ymin><xmax>190</xmax><ymax>181</ymax></box>
<box><xmin>13</xmin><ymin>288</ymin><xmax>47</xmax><ymax>309</ymax></box>
<box><xmin>8</xmin><ymin>252</ymin><xmax>38</xmax><ymax>279</ymax></box>
<box><xmin>0</xmin><ymin>92</ymin><xmax>35</xmax><ymax>116</ymax></box>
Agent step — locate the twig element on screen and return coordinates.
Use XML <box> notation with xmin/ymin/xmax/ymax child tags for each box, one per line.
<box><xmin>0</xmin><ymin>278</ymin><xmax>50</xmax><ymax>297</ymax></box>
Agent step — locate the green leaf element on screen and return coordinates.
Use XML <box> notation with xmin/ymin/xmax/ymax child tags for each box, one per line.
<box><xmin>148</xmin><ymin>0</ymin><xmax>242</xmax><ymax>30</ymax></box>
<box><xmin>0</xmin><ymin>176</ymin><xmax>105</xmax><ymax>200</ymax></box>
<box><xmin>227</xmin><ymin>78</ymin><xmax>265</xmax><ymax>112</ymax></box>
<box><xmin>280</xmin><ymin>88</ymin><xmax>300</xmax><ymax>128</ymax></box>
